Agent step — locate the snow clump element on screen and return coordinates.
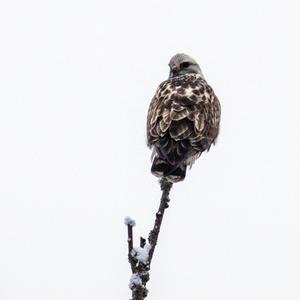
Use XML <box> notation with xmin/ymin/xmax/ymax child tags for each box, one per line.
<box><xmin>124</xmin><ymin>216</ymin><xmax>136</xmax><ymax>227</ymax></box>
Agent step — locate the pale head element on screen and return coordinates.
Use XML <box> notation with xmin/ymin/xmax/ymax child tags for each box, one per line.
<box><xmin>168</xmin><ymin>53</ymin><xmax>204</xmax><ymax>79</ymax></box>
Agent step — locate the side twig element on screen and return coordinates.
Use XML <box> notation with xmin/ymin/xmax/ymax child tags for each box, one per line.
<box><xmin>124</xmin><ymin>217</ymin><xmax>136</xmax><ymax>273</ymax></box>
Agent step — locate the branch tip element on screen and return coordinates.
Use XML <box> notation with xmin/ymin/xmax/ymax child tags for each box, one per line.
<box><xmin>124</xmin><ymin>216</ymin><xmax>136</xmax><ymax>227</ymax></box>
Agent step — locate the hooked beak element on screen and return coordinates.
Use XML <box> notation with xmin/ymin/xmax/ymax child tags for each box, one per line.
<box><xmin>170</xmin><ymin>64</ymin><xmax>179</xmax><ymax>72</ymax></box>
<box><xmin>169</xmin><ymin>64</ymin><xmax>180</xmax><ymax>78</ymax></box>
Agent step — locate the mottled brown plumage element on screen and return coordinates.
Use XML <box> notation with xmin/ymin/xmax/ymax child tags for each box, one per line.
<box><xmin>147</xmin><ymin>54</ymin><xmax>221</xmax><ymax>182</ymax></box>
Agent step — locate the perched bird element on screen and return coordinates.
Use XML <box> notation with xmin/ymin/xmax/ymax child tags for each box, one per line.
<box><xmin>147</xmin><ymin>53</ymin><xmax>221</xmax><ymax>182</ymax></box>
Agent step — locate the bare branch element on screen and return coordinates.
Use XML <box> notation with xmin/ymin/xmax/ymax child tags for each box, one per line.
<box><xmin>126</xmin><ymin>178</ymin><xmax>173</xmax><ymax>300</ymax></box>
<box><xmin>148</xmin><ymin>178</ymin><xmax>172</xmax><ymax>264</ymax></box>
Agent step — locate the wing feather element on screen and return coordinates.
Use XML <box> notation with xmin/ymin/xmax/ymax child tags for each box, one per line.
<box><xmin>147</xmin><ymin>74</ymin><xmax>221</xmax><ymax>165</ymax></box>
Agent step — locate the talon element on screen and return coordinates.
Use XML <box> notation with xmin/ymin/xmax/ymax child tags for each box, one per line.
<box><xmin>159</xmin><ymin>177</ymin><xmax>172</xmax><ymax>191</ymax></box>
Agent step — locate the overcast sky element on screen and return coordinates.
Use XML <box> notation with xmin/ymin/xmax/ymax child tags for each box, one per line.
<box><xmin>0</xmin><ymin>0</ymin><xmax>299</xmax><ymax>299</ymax></box>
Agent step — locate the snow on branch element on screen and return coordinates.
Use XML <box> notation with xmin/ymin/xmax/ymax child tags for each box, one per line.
<box><xmin>124</xmin><ymin>216</ymin><xmax>136</xmax><ymax>227</ymax></box>
<box><xmin>131</xmin><ymin>244</ymin><xmax>151</xmax><ymax>265</ymax></box>
<box><xmin>129</xmin><ymin>273</ymin><xmax>143</xmax><ymax>289</ymax></box>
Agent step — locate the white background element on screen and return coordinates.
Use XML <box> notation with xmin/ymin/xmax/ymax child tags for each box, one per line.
<box><xmin>0</xmin><ymin>0</ymin><xmax>299</xmax><ymax>299</ymax></box>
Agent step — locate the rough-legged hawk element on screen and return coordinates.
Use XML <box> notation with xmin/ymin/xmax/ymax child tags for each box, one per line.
<box><xmin>147</xmin><ymin>53</ymin><xmax>221</xmax><ymax>182</ymax></box>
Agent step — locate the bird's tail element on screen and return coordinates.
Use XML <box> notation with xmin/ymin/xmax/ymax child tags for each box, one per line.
<box><xmin>151</xmin><ymin>157</ymin><xmax>187</xmax><ymax>182</ymax></box>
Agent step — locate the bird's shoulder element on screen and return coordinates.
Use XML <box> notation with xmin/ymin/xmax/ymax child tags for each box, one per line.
<box><xmin>152</xmin><ymin>73</ymin><xmax>216</xmax><ymax>109</ymax></box>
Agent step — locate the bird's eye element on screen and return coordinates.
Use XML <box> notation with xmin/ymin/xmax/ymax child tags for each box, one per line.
<box><xmin>180</xmin><ymin>62</ymin><xmax>190</xmax><ymax>69</ymax></box>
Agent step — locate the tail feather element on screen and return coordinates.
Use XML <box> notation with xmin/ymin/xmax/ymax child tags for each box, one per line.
<box><xmin>151</xmin><ymin>157</ymin><xmax>187</xmax><ymax>182</ymax></box>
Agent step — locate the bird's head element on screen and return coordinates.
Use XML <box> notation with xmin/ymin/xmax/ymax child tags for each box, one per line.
<box><xmin>168</xmin><ymin>53</ymin><xmax>204</xmax><ymax>79</ymax></box>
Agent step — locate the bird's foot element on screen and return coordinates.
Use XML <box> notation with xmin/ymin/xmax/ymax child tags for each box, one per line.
<box><xmin>159</xmin><ymin>177</ymin><xmax>172</xmax><ymax>191</ymax></box>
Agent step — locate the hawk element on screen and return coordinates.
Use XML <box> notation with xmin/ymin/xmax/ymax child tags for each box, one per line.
<box><xmin>147</xmin><ymin>53</ymin><xmax>221</xmax><ymax>182</ymax></box>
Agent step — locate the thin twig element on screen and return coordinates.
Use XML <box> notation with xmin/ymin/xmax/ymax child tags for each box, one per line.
<box><xmin>127</xmin><ymin>225</ymin><xmax>133</xmax><ymax>254</ymax></box>
<box><xmin>125</xmin><ymin>217</ymin><xmax>137</xmax><ymax>273</ymax></box>
<box><xmin>140</xmin><ymin>237</ymin><xmax>146</xmax><ymax>248</ymax></box>
<box><xmin>127</xmin><ymin>224</ymin><xmax>136</xmax><ymax>273</ymax></box>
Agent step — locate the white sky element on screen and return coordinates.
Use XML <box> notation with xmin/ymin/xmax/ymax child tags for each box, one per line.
<box><xmin>0</xmin><ymin>0</ymin><xmax>299</xmax><ymax>299</ymax></box>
